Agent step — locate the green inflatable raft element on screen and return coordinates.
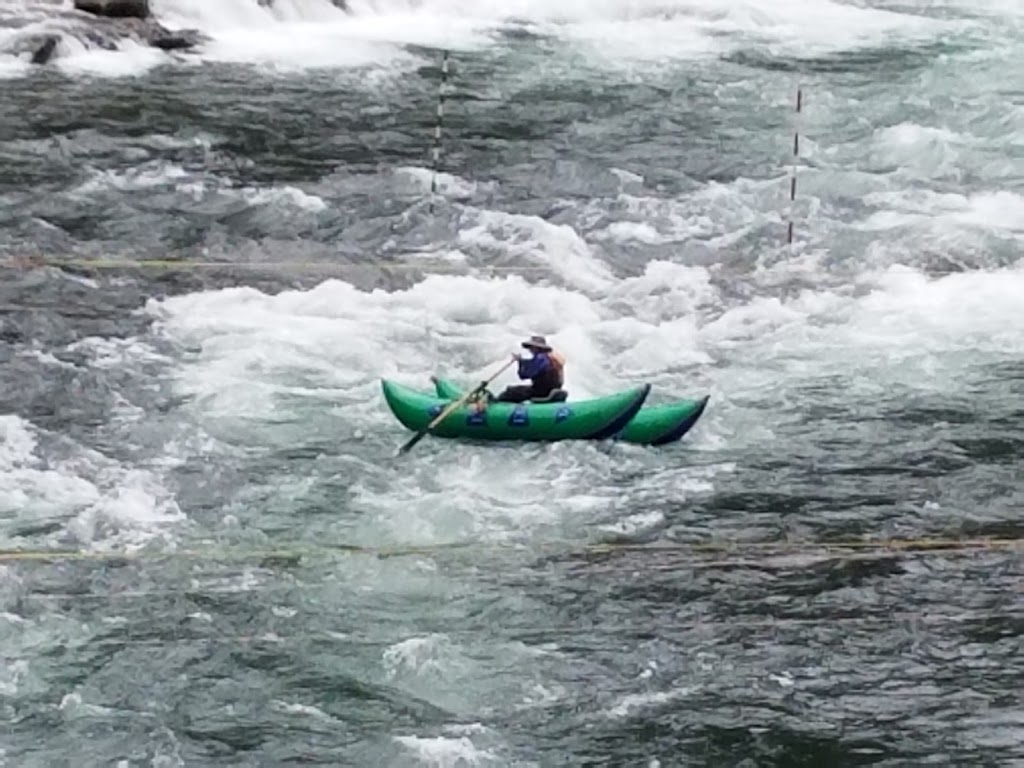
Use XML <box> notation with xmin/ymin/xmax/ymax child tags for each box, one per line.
<box><xmin>430</xmin><ymin>377</ymin><xmax>709</xmax><ymax>446</ymax></box>
<box><xmin>381</xmin><ymin>379</ymin><xmax>651</xmax><ymax>442</ymax></box>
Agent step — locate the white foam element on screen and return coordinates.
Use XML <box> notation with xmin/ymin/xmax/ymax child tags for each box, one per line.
<box><xmin>383</xmin><ymin>633</ymin><xmax>461</xmax><ymax>679</ymax></box>
<box><xmin>67</xmin><ymin>478</ymin><xmax>186</xmax><ymax>550</ymax></box>
<box><xmin>586</xmin><ymin>180</ymin><xmax>777</xmax><ymax>251</ymax></box>
<box><xmin>270</xmin><ymin>699</ymin><xmax>336</xmax><ymax>721</ymax></box>
<box><xmin>0</xmin><ymin>659</ymin><xmax>30</xmax><ymax>698</ymax></box>
<box><xmin>240</xmin><ymin>184</ymin><xmax>328</xmax><ymax>213</ymax></box>
<box><xmin>54</xmin><ymin>36</ymin><xmax>172</xmax><ymax>77</ymax></box>
<box><xmin>192</xmin><ymin>23</ymin><xmax>416</xmax><ymax>71</ymax></box>
<box><xmin>1</xmin><ymin>0</ymin><xmax>972</xmax><ymax>78</ymax></box>
<box><xmin>147</xmin><ymin>244</ymin><xmax>1024</xmax><ymax>520</ymax></box>
<box><xmin>67</xmin><ymin>335</ymin><xmax>172</xmax><ymax>370</ymax></box>
<box><xmin>68</xmin><ymin>161</ymin><xmax>329</xmax><ymax>216</ymax></box>
<box><xmin>59</xmin><ymin>691</ymin><xmax>121</xmax><ymax>718</ymax></box>
<box><xmin>0</xmin><ymin>54</ymin><xmax>30</xmax><ymax>79</ymax></box>
<box><xmin>0</xmin><ymin>14</ymin><xmax>174</xmax><ymax>80</ymax></box>
<box><xmin>953</xmin><ymin>191</ymin><xmax>1024</xmax><ymax>232</ymax></box>
<box><xmin>393</xmin><ymin>734</ymin><xmax>498</xmax><ymax>767</ymax></box>
<box><xmin>602</xmin><ymin>221</ymin><xmax>664</xmax><ymax>245</ymax></box>
<box><xmin>152</xmin><ymin>0</ymin><xmax>492</xmax><ymax>71</ymax></box>
<box><xmin>458</xmin><ymin>209</ymin><xmax>616</xmax><ymax>293</ymax></box>
<box><xmin>858</xmin><ymin>189</ymin><xmax>1024</xmax><ymax>237</ymax></box>
<box><xmin>608</xmin><ymin>684</ymin><xmax>695</xmax><ymax>718</ymax></box>
<box><xmin>349</xmin><ymin>442</ymin><xmax>631</xmax><ymax>546</ymax></box>
<box><xmin>154</xmin><ymin>0</ymin><xmax>344</xmax><ymax>28</ymax></box>
<box><xmin>0</xmin><ymin>406</ymin><xmax>185</xmax><ymax>552</ymax></box>
<box><xmin>395</xmin><ymin>166</ymin><xmax>492</xmax><ymax>201</ymax></box>
<box><xmin>0</xmin><ymin>415</ymin><xmax>102</xmax><ymax>521</ymax></box>
<box><xmin>596</xmin><ymin>509</ymin><xmax>666</xmax><ymax>539</ymax></box>
<box><xmin>847</xmin><ymin>265</ymin><xmax>1024</xmax><ymax>355</ymax></box>
<box><xmin>343</xmin><ymin>0</ymin><xmax>951</xmax><ymax>62</ymax></box>
<box><xmin>71</xmin><ymin>163</ymin><xmax>192</xmax><ymax>196</ymax></box>
<box><xmin>148</xmin><ymin>274</ymin><xmax>625</xmax><ymax>409</ymax></box>
<box><xmin>870</xmin><ymin>122</ymin><xmax>967</xmax><ymax>181</ymax></box>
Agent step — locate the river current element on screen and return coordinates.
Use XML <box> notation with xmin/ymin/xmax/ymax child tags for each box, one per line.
<box><xmin>1</xmin><ymin>1</ymin><xmax>1022</xmax><ymax>766</ymax></box>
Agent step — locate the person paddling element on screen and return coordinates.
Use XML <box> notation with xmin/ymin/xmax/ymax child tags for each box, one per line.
<box><xmin>493</xmin><ymin>335</ymin><xmax>566</xmax><ymax>403</ymax></box>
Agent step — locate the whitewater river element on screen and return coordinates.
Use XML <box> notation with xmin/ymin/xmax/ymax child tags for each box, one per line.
<box><xmin>1</xmin><ymin>1</ymin><xmax>1022</xmax><ymax>765</ymax></box>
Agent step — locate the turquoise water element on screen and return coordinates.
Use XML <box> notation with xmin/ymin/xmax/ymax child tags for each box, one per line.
<box><xmin>1</xmin><ymin>1</ymin><xmax>1022</xmax><ymax>765</ymax></box>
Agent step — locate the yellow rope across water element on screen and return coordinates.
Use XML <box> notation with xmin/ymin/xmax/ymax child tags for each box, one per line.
<box><xmin>0</xmin><ymin>535</ymin><xmax>1019</xmax><ymax>566</ymax></box>
<box><xmin>0</xmin><ymin>255</ymin><xmax>556</xmax><ymax>273</ymax></box>
<box><xmin>0</xmin><ymin>254</ymin><xmax>1006</xmax><ymax>276</ymax></box>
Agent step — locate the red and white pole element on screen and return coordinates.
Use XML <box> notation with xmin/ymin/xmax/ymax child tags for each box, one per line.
<box><xmin>787</xmin><ymin>86</ymin><xmax>803</xmax><ymax>246</ymax></box>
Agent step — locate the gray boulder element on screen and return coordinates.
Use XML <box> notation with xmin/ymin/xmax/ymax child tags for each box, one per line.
<box><xmin>1</xmin><ymin>18</ymin><xmax>209</xmax><ymax>66</ymax></box>
<box><xmin>30</xmin><ymin>33</ymin><xmax>59</xmax><ymax>64</ymax></box>
<box><xmin>73</xmin><ymin>0</ymin><xmax>151</xmax><ymax>19</ymax></box>
<box><xmin>2</xmin><ymin>0</ymin><xmax>218</xmax><ymax>67</ymax></box>
<box><xmin>147</xmin><ymin>27</ymin><xmax>206</xmax><ymax>51</ymax></box>
<box><xmin>0</xmin><ymin>32</ymin><xmax>62</xmax><ymax>65</ymax></box>
<box><xmin>257</xmin><ymin>0</ymin><xmax>350</xmax><ymax>9</ymax></box>
<box><xmin>66</xmin><ymin>15</ymin><xmax>211</xmax><ymax>53</ymax></box>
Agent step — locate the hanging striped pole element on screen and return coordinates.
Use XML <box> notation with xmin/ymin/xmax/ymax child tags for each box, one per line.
<box><xmin>428</xmin><ymin>49</ymin><xmax>449</xmax><ymax>215</ymax></box>
<box><xmin>786</xmin><ymin>85</ymin><xmax>803</xmax><ymax>246</ymax></box>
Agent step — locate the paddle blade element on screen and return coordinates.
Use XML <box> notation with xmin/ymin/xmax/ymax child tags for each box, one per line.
<box><xmin>396</xmin><ymin>430</ymin><xmax>428</xmax><ymax>455</ymax></box>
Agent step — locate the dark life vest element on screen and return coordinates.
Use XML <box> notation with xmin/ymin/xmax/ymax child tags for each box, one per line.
<box><xmin>532</xmin><ymin>351</ymin><xmax>565</xmax><ymax>393</ymax></box>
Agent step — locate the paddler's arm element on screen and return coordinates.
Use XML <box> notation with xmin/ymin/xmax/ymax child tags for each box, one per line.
<box><xmin>515</xmin><ymin>353</ymin><xmax>550</xmax><ymax>380</ymax></box>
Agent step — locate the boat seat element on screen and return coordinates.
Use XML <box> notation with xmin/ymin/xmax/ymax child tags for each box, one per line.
<box><xmin>530</xmin><ymin>389</ymin><xmax>568</xmax><ymax>404</ymax></box>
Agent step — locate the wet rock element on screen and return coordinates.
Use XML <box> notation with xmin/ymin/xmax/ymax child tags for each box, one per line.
<box><xmin>78</xmin><ymin>17</ymin><xmax>210</xmax><ymax>56</ymax></box>
<box><xmin>1</xmin><ymin>32</ymin><xmax>62</xmax><ymax>65</ymax></box>
<box><xmin>94</xmin><ymin>17</ymin><xmax>210</xmax><ymax>53</ymax></box>
<box><xmin>73</xmin><ymin>0</ymin><xmax>151</xmax><ymax>20</ymax></box>
<box><xmin>0</xmin><ymin>1</ymin><xmax>207</xmax><ymax>66</ymax></box>
<box><xmin>147</xmin><ymin>27</ymin><xmax>207</xmax><ymax>52</ymax></box>
<box><xmin>30</xmin><ymin>34</ymin><xmax>59</xmax><ymax>64</ymax></box>
<box><xmin>3</xmin><ymin>19</ymin><xmax>207</xmax><ymax>67</ymax></box>
<box><xmin>80</xmin><ymin>27</ymin><xmax>119</xmax><ymax>51</ymax></box>
<box><xmin>259</xmin><ymin>0</ymin><xmax>349</xmax><ymax>8</ymax></box>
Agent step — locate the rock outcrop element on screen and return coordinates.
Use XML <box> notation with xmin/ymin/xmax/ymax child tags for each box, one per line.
<box><xmin>148</xmin><ymin>27</ymin><xmax>206</xmax><ymax>51</ymax></box>
<box><xmin>30</xmin><ymin>34</ymin><xmax>59</xmax><ymax>64</ymax></box>
<box><xmin>72</xmin><ymin>17</ymin><xmax>212</xmax><ymax>53</ymax></box>
<box><xmin>1</xmin><ymin>32</ymin><xmax>62</xmax><ymax>66</ymax></box>
<box><xmin>255</xmin><ymin>0</ymin><xmax>349</xmax><ymax>8</ymax></box>
<box><xmin>0</xmin><ymin>0</ymin><xmax>209</xmax><ymax>66</ymax></box>
<box><xmin>73</xmin><ymin>0</ymin><xmax>151</xmax><ymax>20</ymax></box>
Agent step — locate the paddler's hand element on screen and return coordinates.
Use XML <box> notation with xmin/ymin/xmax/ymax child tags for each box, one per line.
<box><xmin>511</xmin><ymin>353</ymin><xmax>521</xmax><ymax>362</ymax></box>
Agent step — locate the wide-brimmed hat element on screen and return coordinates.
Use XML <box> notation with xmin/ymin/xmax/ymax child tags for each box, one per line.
<box><xmin>521</xmin><ymin>334</ymin><xmax>552</xmax><ymax>352</ymax></box>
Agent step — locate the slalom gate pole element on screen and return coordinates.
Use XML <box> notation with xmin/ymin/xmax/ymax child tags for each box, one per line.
<box><xmin>787</xmin><ymin>85</ymin><xmax>803</xmax><ymax>246</ymax></box>
<box><xmin>428</xmin><ymin>49</ymin><xmax>449</xmax><ymax>215</ymax></box>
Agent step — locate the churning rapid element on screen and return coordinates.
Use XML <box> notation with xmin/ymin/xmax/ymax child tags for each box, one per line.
<box><xmin>1</xmin><ymin>0</ymin><xmax>1022</xmax><ymax>765</ymax></box>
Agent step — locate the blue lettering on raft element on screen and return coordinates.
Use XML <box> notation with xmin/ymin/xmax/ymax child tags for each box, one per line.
<box><xmin>427</xmin><ymin>404</ymin><xmax>443</xmax><ymax>418</ymax></box>
<box><xmin>466</xmin><ymin>408</ymin><xmax>487</xmax><ymax>426</ymax></box>
<box><xmin>555</xmin><ymin>406</ymin><xmax>572</xmax><ymax>423</ymax></box>
<box><xmin>508</xmin><ymin>405</ymin><xmax>529</xmax><ymax>427</ymax></box>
